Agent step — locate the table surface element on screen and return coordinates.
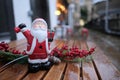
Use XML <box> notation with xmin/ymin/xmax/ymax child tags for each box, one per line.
<box><xmin>0</xmin><ymin>39</ymin><xmax>120</xmax><ymax>80</ymax></box>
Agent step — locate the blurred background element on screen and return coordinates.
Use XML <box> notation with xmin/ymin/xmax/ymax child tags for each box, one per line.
<box><xmin>0</xmin><ymin>0</ymin><xmax>120</xmax><ymax>70</ymax></box>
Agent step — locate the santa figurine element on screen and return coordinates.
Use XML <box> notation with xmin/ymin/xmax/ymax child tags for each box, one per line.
<box><xmin>15</xmin><ymin>18</ymin><xmax>61</xmax><ymax>73</ymax></box>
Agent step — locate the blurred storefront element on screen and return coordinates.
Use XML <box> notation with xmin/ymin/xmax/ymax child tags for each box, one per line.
<box><xmin>0</xmin><ymin>0</ymin><xmax>68</xmax><ymax>41</ymax></box>
<box><xmin>92</xmin><ymin>0</ymin><xmax>120</xmax><ymax>35</ymax></box>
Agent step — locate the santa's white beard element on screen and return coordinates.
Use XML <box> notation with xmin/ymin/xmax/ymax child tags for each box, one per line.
<box><xmin>31</xmin><ymin>29</ymin><xmax>47</xmax><ymax>43</ymax></box>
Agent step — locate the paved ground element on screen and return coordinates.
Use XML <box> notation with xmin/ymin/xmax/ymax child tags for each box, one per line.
<box><xmin>88</xmin><ymin>29</ymin><xmax>120</xmax><ymax>71</ymax></box>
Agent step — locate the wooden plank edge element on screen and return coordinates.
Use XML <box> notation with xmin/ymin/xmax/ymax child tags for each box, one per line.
<box><xmin>80</xmin><ymin>40</ymin><xmax>98</xmax><ymax>80</ymax></box>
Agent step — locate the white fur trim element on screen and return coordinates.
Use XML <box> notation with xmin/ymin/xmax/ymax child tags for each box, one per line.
<box><xmin>21</xmin><ymin>28</ymin><xmax>28</xmax><ymax>32</ymax></box>
<box><xmin>46</xmin><ymin>38</ymin><xmax>51</xmax><ymax>54</ymax></box>
<box><xmin>28</xmin><ymin>57</ymin><xmax>48</xmax><ymax>63</ymax></box>
<box><xmin>26</xmin><ymin>38</ymin><xmax>36</xmax><ymax>55</ymax></box>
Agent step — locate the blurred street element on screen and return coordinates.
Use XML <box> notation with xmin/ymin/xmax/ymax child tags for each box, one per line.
<box><xmin>88</xmin><ymin>29</ymin><xmax>120</xmax><ymax>71</ymax></box>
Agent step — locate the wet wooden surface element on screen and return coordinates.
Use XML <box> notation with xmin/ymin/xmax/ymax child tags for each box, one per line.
<box><xmin>63</xmin><ymin>40</ymin><xmax>80</xmax><ymax>80</ymax></box>
<box><xmin>87</xmin><ymin>41</ymin><xmax>120</xmax><ymax>80</ymax></box>
<box><xmin>0</xmin><ymin>39</ymin><xmax>120</xmax><ymax>80</ymax></box>
<box><xmin>80</xmin><ymin>41</ymin><xmax>98</xmax><ymax>80</ymax></box>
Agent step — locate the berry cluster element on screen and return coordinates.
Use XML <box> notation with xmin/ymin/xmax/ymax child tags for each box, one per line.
<box><xmin>0</xmin><ymin>42</ymin><xmax>9</xmax><ymax>51</ymax></box>
<box><xmin>0</xmin><ymin>41</ymin><xmax>26</xmax><ymax>55</ymax></box>
<box><xmin>50</xmin><ymin>44</ymin><xmax>95</xmax><ymax>60</ymax></box>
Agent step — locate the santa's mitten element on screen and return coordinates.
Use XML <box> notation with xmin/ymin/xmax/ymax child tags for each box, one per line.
<box><xmin>18</xmin><ymin>23</ymin><xmax>26</xmax><ymax>29</ymax></box>
<box><xmin>49</xmin><ymin>56</ymin><xmax>61</xmax><ymax>64</ymax></box>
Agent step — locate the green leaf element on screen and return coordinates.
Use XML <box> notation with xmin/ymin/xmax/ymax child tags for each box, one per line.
<box><xmin>0</xmin><ymin>50</ymin><xmax>28</xmax><ymax>64</ymax></box>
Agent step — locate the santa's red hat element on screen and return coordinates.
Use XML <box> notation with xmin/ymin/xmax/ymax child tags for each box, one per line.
<box><xmin>32</xmin><ymin>18</ymin><xmax>48</xmax><ymax>28</ymax></box>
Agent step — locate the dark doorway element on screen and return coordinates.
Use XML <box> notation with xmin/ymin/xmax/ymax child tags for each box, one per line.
<box><xmin>0</xmin><ymin>0</ymin><xmax>16</xmax><ymax>41</ymax></box>
<box><xmin>30</xmin><ymin>0</ymin><xmax>50</xmax><ymax>28</ymax></box>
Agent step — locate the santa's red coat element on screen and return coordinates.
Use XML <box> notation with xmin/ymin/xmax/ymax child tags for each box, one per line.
<box><xmin>23</xmin><ymin>30</ymin><xmax>48</xmax><ymax>59</ymax></box>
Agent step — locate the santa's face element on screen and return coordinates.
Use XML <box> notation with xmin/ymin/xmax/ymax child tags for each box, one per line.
<box><xmin>31</xmin><ymin>19</ymin><xmax>47</xmax><ymax>42</ymax></box>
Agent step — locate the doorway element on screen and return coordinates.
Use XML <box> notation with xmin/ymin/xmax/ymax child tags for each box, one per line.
<box><xmin>0</xmin><ymin>0</ymin><xmax>16</xmax><ymax>41</ymax></box>
<box><xmin>30</xmin><ymin>0</ymin><xmax>50</xmax><ymax>28</ymax></box>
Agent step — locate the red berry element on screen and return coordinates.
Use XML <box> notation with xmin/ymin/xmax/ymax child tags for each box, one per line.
<box><xmin>22</xmin><ymin>51</ymin><xmax>27</xmax><ymax>55</ymax></box>
<box><xmin>0</xmin><ymin>46</ymin><xmax>4</xmax><ymax>50</ymax></box>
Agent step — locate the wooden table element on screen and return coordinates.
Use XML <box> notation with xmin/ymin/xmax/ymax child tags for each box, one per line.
<box><xmin>0</xmin><ymin>39</ymin><xmax>120</xmax><ymax>80</ymax></box>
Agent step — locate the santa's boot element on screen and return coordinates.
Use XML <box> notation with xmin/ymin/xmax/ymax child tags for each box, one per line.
<box><xmin>28</xmin><ymin>63</ymin><xmax>41</xmax><ymax>73</ymax></box>
<box><xmin>41</xmin><ymin>61</ymin><xmax>52</xmax><ymax>70</ymax></box>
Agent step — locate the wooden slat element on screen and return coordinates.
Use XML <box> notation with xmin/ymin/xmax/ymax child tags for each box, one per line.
<box><xmin>9</xmin><ymin>39</ymin><xmax>27</xmax><ymax>48</ymax></box>
<box><xmin>67</xmin><ymin>39</ymin><xmax>75</xmax><ymax>48</ymax></box>
<box><xmin>43</xmin><ymin>40</ymin><xmax>66</xmax><ymax>80</ymax></box>
<box><xmin>74</xmin><ymin>40</ymin><xmax>82</xmax><ymax>80</ymax></box>
<box><xmin>23</xmin><ymin>70</ymin><xmax>46</xmax><ymax>80</ymax></box>
<box><xmin>63</xmin><ymin>40</ymin><xmax>80</xmax><ymax>80</ymax></box>
<box><xmin>74</xmin><ymin>40</ymin><xmax>80</xmax><ymax>48</ymax></box>
<box><xmin>82</xmin><ymin>62</ymin><xmax>98</xmax><ymax>80</ymax></box>
<box><xmin>80</xmin><ymin>40</ymin><xmax>98</xmax><ymax>80</ymax></box>
<box><xmin>50</xmin><ymin>39</ymin><xmax>62</xmax><ymax>50</ymax></box>
<box><xmin>8</xmin><ymin>39</ymin><xmax>27</xmax><ymax>52</ymax></box>
<box><xmin>63</xmin><ymin>63</ymin><xmax>80</xmax><ymax>80</ymax></box>
<box><xmin>16</xmin><ymin>44</ymin><xmax>27</xmax><ymax>52</ymax></box>
<box><xmin>87</xmin><ymin>41</ymin><xmax>120</xmax><ymax>80</ymax></box>
<box><xmin>0</xmin><ymin>64</ymin><xmax>27</xmax><ymax>80</ymax></box>
<box><xmin>80</xmin><ymin>40</ymin><xmax>87</xmax><ymax>50</ymax></box>
<box><xmin>44</xmin><ymin>62</ymin><xmax>66</xmax><ymax>80</ymax></box>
